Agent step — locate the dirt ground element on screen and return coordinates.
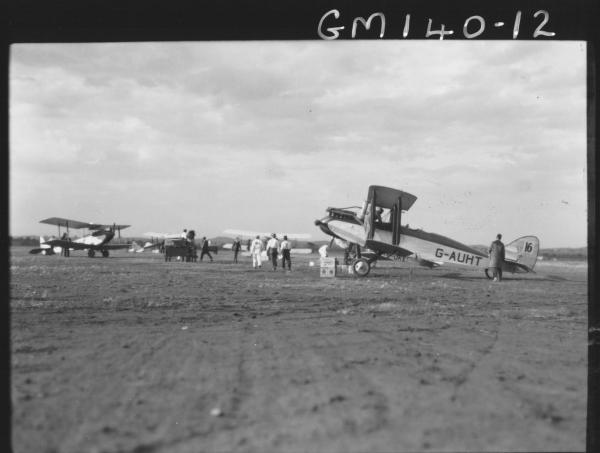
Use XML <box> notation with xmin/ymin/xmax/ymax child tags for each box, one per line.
<box><xmin>10</xmin><ymin>246</ymin><xmax>587</xmax><ymax>452</ymax></box>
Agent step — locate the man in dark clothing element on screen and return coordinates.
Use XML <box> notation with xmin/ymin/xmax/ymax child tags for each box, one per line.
<box><xmin>61</xmin><ymin>232</ymin><xmax>70</xmax><ymax>257</ymax></box>
<box><xmin>488</xmin><ymin>233</ymin><xmax>505</xmax><ymax>282</ymax></box>
<box><xmin>186</xmin><ymin>230</ymin><xmax>197</xmax><ymax>261</ymax></box>
<box><xmin>186</xmin><ymin>230</ymin><xmax>195</xmax><ymax>243</ymax></box>
<box><xmin>232</xmin><ymin>237</ymin><xmax>242</xmax><ymax>263</ymax></box>
<box><xmin>200</xmin><ymin>236</ymin><xmax>213</xmax><ymax>262</ymax></box>
<box><xmin>280</xmin><ymin>235</ymin><xmax>292</xmax><ymax>271</ymax></box>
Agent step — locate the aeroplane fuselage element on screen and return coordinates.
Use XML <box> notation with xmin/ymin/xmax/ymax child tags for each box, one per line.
<box><xmin>77</xmin><ymin>230</ymin><xmax>115</xmax><ymax>246</ymax></box>
<box><xmin>318</xmin><ymin>216</ymin><xmax>487</xmax><ymax>270</ymax></box>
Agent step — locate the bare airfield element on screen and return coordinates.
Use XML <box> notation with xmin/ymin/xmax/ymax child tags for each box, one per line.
<box><xmin>10</xmin><ymin>246</ymin><xmax>586</xmax><ymax>452</ymax></box>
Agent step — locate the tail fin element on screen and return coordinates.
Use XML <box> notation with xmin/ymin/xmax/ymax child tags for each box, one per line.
<box><xmin>40</xmin><ymin>236</ymin><xmax>46</xmax><ymax>245</ymax></box>
<box><xmin>505</xmin><ymin>236</ymin><xmax>540</xmax><ymax>271</ymax></box>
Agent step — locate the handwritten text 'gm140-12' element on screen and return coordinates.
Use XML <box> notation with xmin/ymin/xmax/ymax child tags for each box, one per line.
<box><xmin>318</xmin><ymin>9</ymin><xmax>556</xmax><ymax>40</ymax></box>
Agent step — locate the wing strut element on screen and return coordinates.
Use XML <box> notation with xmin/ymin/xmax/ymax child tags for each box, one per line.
<box><xmin>392</xmin><ymin>197</ymin><xmax>402</xmax><ymax>246</ymax></box>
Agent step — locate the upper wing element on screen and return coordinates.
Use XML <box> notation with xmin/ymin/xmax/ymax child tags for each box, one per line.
<box><xmin>40</xmin><ymin>217</ymin><xmax>130</xmax><ymax>231</ymax></box>
<box><xmin>143</xmin><ymin>232</ymin><xmax>181</xmax><ymax>239</ymax></box>
<box><xmin>223</xmin><ymin>229</ymin><xmax>311</xmax><ymax>240</ymax></box>
<box><xmin>40</xmin><ymin>217</ymin><xmax>96</xmax><ymax>229</ymax></box>
<box><xmin>368</xmin><ymin>186</ymin><xmax>418</xmax><ymax>211</ymax></box>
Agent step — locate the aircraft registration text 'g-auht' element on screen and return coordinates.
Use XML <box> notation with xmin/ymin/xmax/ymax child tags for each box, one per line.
<box><xmin>314</xmin><ymin>185</ymin><xmax>540</xmax><ymax>278</ymax></box>
<box><xmin>29</xmin><ymin>217</ymin><xmax>132</xmax><ymax>258</ymax></box>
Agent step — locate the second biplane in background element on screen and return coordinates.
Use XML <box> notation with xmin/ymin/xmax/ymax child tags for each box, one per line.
<box><xmin>29</xmin><ymin>217</ymin><xmax>132</xmax><ymax>258</ymax></box>
<box><xmin>142</xmin><ymin>231</ymin><xmax>185</xmax><ymax>253</ymax></box>
<box><xmin>315</xmin><ymin>185</ymin><xmax>540</xmax><ymax>278</ymax></box>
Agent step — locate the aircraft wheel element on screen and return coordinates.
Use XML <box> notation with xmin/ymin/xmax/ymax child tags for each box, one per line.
<box><xmin>484</xmin><ymin>268</ymin><xmax>493</xmax><ymax>279</ymax></box>
<box><xmin>102</xmin><ymin>250</ymin><xmax>109</xmax><ymax>258</ymax></box>
<box><xmin>352</xmin><ymin>258</ymin><xmax>371</xmax><ymax>277</ymax></box>
<box><xmin>88</xmin><ymin>249</ymin><xmax>95</xmax><ymax>258</ymax></box>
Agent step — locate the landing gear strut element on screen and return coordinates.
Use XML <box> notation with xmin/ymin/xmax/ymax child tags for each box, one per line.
<box><xmin>344</xmin><ymin>244</ymin><xmax>361</xmax><ymax>265</ymax></box>
<box><xmin>88</xmin><ymin>249</ymin><xmax>95</xmax><ymax>258</ymax></box>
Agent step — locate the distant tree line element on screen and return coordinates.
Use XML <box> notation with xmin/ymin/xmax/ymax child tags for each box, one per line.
<box><xmin>10</xmin><ymin>236</ymin><xmax>40</xmax><ymax>246</ymax></box>
<box><xmin>541</xmin><ymin>248</ymin><xmax>587</xmax><ymax>261</ymax></box>
<box><xmin>8</xmin><ymin>236</ymin><xmax>588</xmax><ymax>260</ymax></box>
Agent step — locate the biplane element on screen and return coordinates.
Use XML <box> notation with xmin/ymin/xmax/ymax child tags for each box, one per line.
<box><xmin>142</xmin><ymin>231</ymin><xmax>185</xmax><ymax>253</ymax></box>
<box><xmin>29</xmin><ymin>217</ymin><xmax>132</xmax><ymax>258</ymax></box>
<box><xmin>143</xmin><ymin>231</ymin><xmax>218</xmax><ymax>255</ymax></box>
<box><xmin>222</xmin><ymin>229</ymin><xmax>314</xmax><ymax>256</ymax></box>
<box><xmin>314</xmin><ymin>185</ymin><xmax>540</xmax><ymax>278</ymax></box>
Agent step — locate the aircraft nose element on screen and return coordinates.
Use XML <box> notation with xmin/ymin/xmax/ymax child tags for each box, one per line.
<box><xmin>315</xmin><ymin>220</ymin><xmax>333</xmax><ymax>237</ymax></box>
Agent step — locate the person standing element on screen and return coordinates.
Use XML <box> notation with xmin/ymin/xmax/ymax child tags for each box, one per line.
<box><xmin>488</xmin><ymin>233</ymin><xmax>505</xmax><ymax>282</ymax></box>
<box><xmin>232</xmin><ymin>237</ymin><xmax>242</xmax><ymax>264</ymax></box>
<box><xmin>250</xmin><ymin>235</ymin><xmax>263</xmax><ymax>268</ymax></box>
<box><xmin>318</xmin><ymin>244</ymin><xmax>328</xmax><ymax>258</ymax></box>
<box><xmin>186</xmin><ymin>230</ymin><xmax>196</xmax><ymax>261</ymax></box>
<box><xmin>280</xmin><ymin>235</ymin><xmax>292</xmax><ymax>271</ymax></box>
<box><xmin>186</xmin><ymin>229</ymin><xmax>195</xmax><ymax>243</ymax></box>
<box><xmin>200</xmin><ymin>236</ymin><xmax>213</xmax><ymax>262</ymax></box>
<box><xmin>61</xmin><ymin>232</ymin><xmax>70</xmax><ymax>257</ymax></box>
<box><xmin>266</xmin><ymin>233</ymin><xmax>280</xmax><ymax>271</ymax></box>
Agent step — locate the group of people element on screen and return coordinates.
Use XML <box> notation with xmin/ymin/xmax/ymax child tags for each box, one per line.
<box><xmin>181</xmin><ymin>229</ymin><xmax>214</xmax><ymax>262</ymax></box>
<box><xmin>230</xmin><ymin>233</ymin><xmax>292</xmax><ymax>271</ymax></box>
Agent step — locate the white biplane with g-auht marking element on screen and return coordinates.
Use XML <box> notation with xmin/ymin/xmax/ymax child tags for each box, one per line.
<box><xmin>314</xmin><ymin>185</ymin><xmax>540</xmax><ymax>278</ymax></box>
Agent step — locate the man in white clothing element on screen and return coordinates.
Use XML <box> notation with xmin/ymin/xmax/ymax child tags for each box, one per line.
<box><xmin>250</xmin><ymin>235</ymin><xmax>263</xmax><ymax>268</ymax></box>
<box><xmin>318</xmin><ymin>244</ymin><xmax>328</xmax><ymax>258</ymax></box>
<box><xmin>266</xmin><ymin>233</ymin><xmax>280</xmax><ymax>271</ymax></box>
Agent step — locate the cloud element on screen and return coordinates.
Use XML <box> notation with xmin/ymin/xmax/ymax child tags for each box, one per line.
<box><xmin>9</xmin><ymin>41</ymin><xmax>587</xmax><ymax>246</ymax></box>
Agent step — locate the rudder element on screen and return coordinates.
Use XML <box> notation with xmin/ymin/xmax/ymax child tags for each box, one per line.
<box><xmin>505</xmin><ymin>236</ymin><xmax>540</xmax><ymax>271</ymax></box>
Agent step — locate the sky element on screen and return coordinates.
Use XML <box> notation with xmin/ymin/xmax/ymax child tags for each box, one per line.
<box><xmin>9</xmin><ymin>41</ymin><xmax>587</xmax><ymax>248</ymax></box>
